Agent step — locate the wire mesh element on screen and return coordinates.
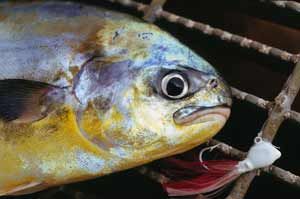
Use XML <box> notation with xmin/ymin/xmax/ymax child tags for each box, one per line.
<box><xmin>262</xmin><ymin>0</ymin><xmax>300</xmax><ymax>13</ymax></box>
<box><xmin>106</xmin><ymin>0</ymin><xmax>300</xmax><ymax>198</ymax></box>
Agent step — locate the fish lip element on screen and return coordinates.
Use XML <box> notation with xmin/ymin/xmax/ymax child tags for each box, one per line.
<box><xmin>173</xmin><ymin>105</ymin><xmax>231</xmax><ymax>126</ymax></box>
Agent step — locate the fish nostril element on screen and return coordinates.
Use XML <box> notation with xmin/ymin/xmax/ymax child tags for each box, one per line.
<box><xmin>207</xmin><ymin>78</ymin><xmax>218</xmax><ymax>89</ymax></box>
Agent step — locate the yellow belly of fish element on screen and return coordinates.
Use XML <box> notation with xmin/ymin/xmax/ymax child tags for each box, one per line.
<box><xmin>0</xmin><ymin>106</ymin><xmax>113</xmax><ymax>195</ymax></box>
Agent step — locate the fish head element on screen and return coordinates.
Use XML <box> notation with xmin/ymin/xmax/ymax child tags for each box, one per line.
<box><xmin>75</xmin><ymin>20</ymin><xmax>232</xmax><ymax>164</ymax></box>
<box><xmin>125</xmin><ymin>65</ymin><xmax>231</xmax><ymax>156</ymax></box>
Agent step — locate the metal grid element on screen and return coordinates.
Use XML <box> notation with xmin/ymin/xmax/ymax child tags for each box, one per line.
<box><xmin>106</xmin><ymin>0</ymin><xmax>300</xmax><ymax>198</ymax></box>
<box><xmin>263</xmin><ymin>0</ymin><xmax>300</xmax><ymax>13</ymax></box>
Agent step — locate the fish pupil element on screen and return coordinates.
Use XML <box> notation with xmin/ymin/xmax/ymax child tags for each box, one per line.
<box><xmin>167</xmin><ymin>77</ymin><xmax>184</xmax><ymax>96</ymax></box>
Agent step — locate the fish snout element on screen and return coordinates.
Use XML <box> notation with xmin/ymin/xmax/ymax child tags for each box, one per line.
<box><xmin>173</xmin><ymin>76</ymin><xmax>232</xmax><ymax>126</ymax></box>
<box><xmin>173</xmin><ymin>105</ymin><xmax>231</xmax><ymax>126</ymax></box>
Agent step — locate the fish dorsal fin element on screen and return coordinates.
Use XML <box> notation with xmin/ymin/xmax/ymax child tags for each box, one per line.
<box><xmin>0</xmin><ymin>79</ymin><xmax>67</xmax><ymax>123</ymax></box>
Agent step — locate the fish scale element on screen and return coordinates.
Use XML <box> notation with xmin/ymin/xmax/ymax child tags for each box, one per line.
<box><xmin>0</xmin><ymin>1</ymin><xmax>125</xmax><ymax>84</ymax></box>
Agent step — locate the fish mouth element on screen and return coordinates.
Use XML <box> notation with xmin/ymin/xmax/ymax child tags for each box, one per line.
<box><xmin>173</xmin><ymin>105</ymin><xmax>231</xmax><ymax>126</ymax></box>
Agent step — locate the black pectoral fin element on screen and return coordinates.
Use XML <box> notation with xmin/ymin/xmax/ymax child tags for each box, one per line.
<box><xmin>0</xmin><ymin>79</ymin><xmax>66</xmax><ymax>123</ymax></box>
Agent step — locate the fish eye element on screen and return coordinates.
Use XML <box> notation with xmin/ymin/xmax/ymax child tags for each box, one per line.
<box><xmin>161</xmin><ymin>73</ymin><xmax>189</xmax><ymax>99</ymax></box>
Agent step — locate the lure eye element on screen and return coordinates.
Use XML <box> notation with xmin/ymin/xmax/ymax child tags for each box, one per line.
<box><xmin>161</xmin><ymin>73</ymin><xmax>189</xmax><ymax>99</ymax></box>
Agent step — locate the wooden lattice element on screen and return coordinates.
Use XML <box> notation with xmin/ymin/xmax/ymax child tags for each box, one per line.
<box><xmin>106</xmin><ymin>0</ymin><xmax>300</xmax><ymax>198</ymax></box>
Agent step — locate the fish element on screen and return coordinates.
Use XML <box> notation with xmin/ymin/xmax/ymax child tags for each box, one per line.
<box><xmin>0</xmin><ymin>1</ymin><xmax>232</xmax><ymax>196</ymax></box>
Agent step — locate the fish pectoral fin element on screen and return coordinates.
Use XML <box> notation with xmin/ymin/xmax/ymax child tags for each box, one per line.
<box><xmin>0</xmin><ymin>79</ymin><xmax>67</xmax><ymax>123</ymax></box>
<box><xmin>0</xmin><ymin>181</ymin><xmax>43</xmax><ymax>196</ymax></box>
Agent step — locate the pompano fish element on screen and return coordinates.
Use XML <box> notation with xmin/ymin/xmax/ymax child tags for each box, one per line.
<box><xmin>0</xmin><ymin>1</ymin><xmax>232</xmax><ymax>196</ymax></box>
